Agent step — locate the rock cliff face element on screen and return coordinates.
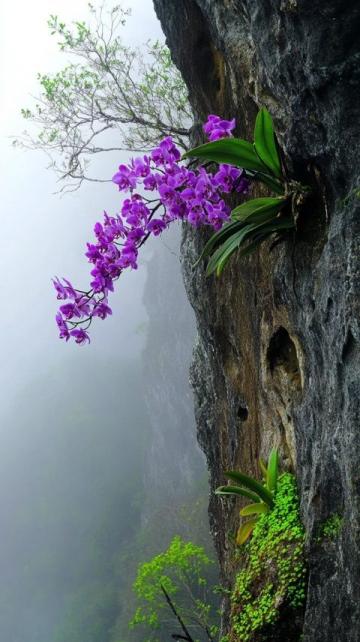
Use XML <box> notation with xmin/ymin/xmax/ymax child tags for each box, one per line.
<box><xmin>153</xmin><ymin>1</ymin><xmax>360</xmax><ymax>640</ymax></box>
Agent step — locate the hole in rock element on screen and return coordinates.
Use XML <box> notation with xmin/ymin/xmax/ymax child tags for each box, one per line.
<box><xmin>267</xmin><ymin>326</ymin><xmax>301</xmax><ymax>391</ymax></box>
<box><xmin>237</xmin><ymin>405</ymin><xmax>248</xmax><ymax>421</ymax></box>
<box><xmin>342</xmin><ymin>329</ymin><xmax>358</xmax><ymax>364</ymax></box>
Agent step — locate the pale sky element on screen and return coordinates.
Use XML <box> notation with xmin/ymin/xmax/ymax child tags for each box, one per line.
<box><xmin>0</xmin><ymin>0</ymin><xmax>165</xmax><ymax>411</ymax></box>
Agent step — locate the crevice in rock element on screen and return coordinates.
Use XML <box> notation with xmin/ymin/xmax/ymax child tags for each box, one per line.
<box><xmin>237</xmin><ymin>404</ymin><xmax>249</xmax><ymax>421</ymax></box>
<box><xmin>267</xmin><ymin>326</ymin><xmax>302</xmax><ymax>393</ymax></box>
<box><xmin>342</xmin><ymin>328</ymin><xmax>358</xmax><ymax>364</ymax></box>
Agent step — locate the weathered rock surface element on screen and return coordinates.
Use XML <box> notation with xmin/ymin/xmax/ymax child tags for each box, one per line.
<box><xmin>153</xmin><ymin>1</ymin><xmax>360</xmax><ymax>640</ymax></box>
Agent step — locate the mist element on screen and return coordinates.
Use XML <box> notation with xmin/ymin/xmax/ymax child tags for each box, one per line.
<box><xmin>0</xmin><ymin>2</ymin><xmax>212</xmax><ymax>641</ymax></box>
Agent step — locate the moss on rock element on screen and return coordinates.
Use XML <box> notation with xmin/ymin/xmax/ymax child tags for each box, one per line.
<box><xmin>229</xmin><ymin>473</ymin><xmax>306</xmax><ymax>642</ymax></box>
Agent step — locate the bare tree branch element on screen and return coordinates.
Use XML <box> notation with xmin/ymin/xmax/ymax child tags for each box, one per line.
<box><xmin>160</xmin><ymin>585</ymin><xmax>195</xmax><ymax>642</ymax></box>
<box><xmin>14</xmin><ymin>2</ymin><xmax>193</xmax><ymax>191</ymax></box>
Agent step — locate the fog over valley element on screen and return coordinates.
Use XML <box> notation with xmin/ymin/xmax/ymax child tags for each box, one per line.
<box><xmin>0</xmin><ymin>2</ymin><xmax>214</xmax><ymax>641</ymax></box>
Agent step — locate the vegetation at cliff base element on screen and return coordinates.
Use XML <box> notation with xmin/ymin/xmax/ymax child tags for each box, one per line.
<box><xmin>229</xmin><ymin>473</ymin><xmax>306</xmax><ymax>642</ymax></box>
<box><xmin>130</xmin><ymin>536</ymin><xmax>220</xmax><ymax>642</ymax></box>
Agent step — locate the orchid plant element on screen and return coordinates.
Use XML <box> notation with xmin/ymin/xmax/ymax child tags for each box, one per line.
<box><xmin>54</xmin><ymin>109</ymin><xmax>308</xmax><ymax>344</ymax></box>
<box><xmin>185</xmin><ymin>109</ymin><xmax>310</xmax><ymax>276</ymax></box>
<box><xmin>215</xmin><ymin>449</ymin><xmax>279</xmax><ymax>545</ymax></box>
<box><xmin>54</xmin><ymin>114</ymin><xmax>249</xmax><ymax>344</ymax></box>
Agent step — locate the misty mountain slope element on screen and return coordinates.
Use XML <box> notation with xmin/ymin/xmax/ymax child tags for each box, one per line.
<box><xmin>0</xmin><ymin>231</ymin><xmax>215</xmax><ymax>642</ymax></box>
<box><xmin>0</xmin><ymin>357</ymin><xmax>148</xmax><ymax>642</ymax></box>
<box><xmin>142</xmin><ymin>226</ymin><xmax>205</xmax><ymax>501</ymax></box>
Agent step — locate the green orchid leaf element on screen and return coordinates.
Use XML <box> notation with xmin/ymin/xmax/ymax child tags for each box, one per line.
<box><xmin>205</xmin><ymin>219</ymin><xmax>271</xmax><ymax>276</ymax></box>
<box><xmin>224</xmin><ymin>471</ymin><xmax>274</xmax><ymax>507</ymax></box>
<box><xmin>240</xmin><ymin>502</ymin><xmax>269</xmax><ymax>517</ymax></box>
<box><xmin>267</xmin><ymin>448</ymin><xmax>279</xmax><ymax>493</ymax></box>
<box><xmin>254</xmin><ymin>107</ymin><xmax>282</xmax><ymax>179</ymax></box>
<box><xmin>231</xmin><ymin>196</ymin><xmax>287</xmax><ymax>223</ymax></box>
<box><xmin>183</xmin><ymin>138</ymin><xmax>269</xmax><ymax>173</ymax></box>
<box><xmin>215</xmin><ymin>485</ymin><xmax>261</xmax><ymax>504</ymax></box>
<box><xmin>205</xmin><ymin>232</ymin><xmax>243</xmax><ymax>277</ymax></box>
<box><xmin>211</xmin><ymin>229</ymin><xmax>252</xmax><ymax>276</ymax></box>
<box><xmin>193</xmin><ymin>220</ymin><xmax>244</xmax><ymax>267</ymax></box>
<box><xmin>250</xmin><ymin>217</ymin><xmax>294</xmax><ymax>236</ymax></box>
<box><xmin>259</xmin><ymin>458</ymin><xmax>268</xmax><ymax>481</ymax></box>
<box><xmin>196</xmin><ymin>196</ymin><xmax>288</xmax><ymax>271</ymax></box>
<box><xmin>206</xmin><ymin>225</ymin><xmax>258</xmax><ymax>277</ymax></box>
<box><xmin>236</xmin><ymin>518</ymin><xmax>257</xmax><ymax>545</ymax></box>
<box><xmin>247</xmin><ymin>170</ymin><xmax>284</xmax><ymax>194</ymax></box>
<box><xmin>205</xmin><ymin>216</ymin><xmax>294</xmax><ymax>277</ymax></box>
<box><xmin>235</xmin><ymin>235</ymin><xmax>270</xmax><ymax>260</ymax></box>
<box><xmin>233</xmin><ymin>219</ymin><xmax>294</xmax><ymax>260</ymax></box>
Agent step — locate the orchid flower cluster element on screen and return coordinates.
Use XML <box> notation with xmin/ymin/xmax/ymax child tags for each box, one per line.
<box><xmin>54</xmin><ymin>115</ymin><xmax>248</xmax><ymax>344</ymax></box>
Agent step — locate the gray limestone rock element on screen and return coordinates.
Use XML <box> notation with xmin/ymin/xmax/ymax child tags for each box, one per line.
<box><xmin>153</xmin><ymin>1</ymin><xmax>360</xmax><ymax>640</ymax></box>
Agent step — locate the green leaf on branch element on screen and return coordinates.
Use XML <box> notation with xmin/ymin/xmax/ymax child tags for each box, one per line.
<box><xmin>254</xmin><ymin>107</ymin><xmax>282</xmax><ymax>179</ymax></box>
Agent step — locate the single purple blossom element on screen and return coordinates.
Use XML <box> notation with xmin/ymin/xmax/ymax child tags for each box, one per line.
<box><xmin>56</xmin><ymin>312</ymin><xmax>70</xmax><ymax>341</ymax></box>
<box><xmin>147</xmin><ymin>219</ymin><xmax>167</xmax><ymax>236</ymax></box>
<box><xmin>53</xmin><ymin>277</ymin><xmax>68</xmax><ymax>300</ymax></box>
<box><xmin>92</xmin><ymin>301</ymin><xmax>112</xmax><ymax>319</ymax></box>
<box><xmin>70</xmin><ymin>329</ymin><xmax>90</xmax><ymax>345</ymax></box>
<box><xmin>203</xmin><ymin>114</ymin><xmax>236</xmax><ymax>141</ymax></box>
<box><xmin>59</xmin><ymin>303</ymin><xmax>82</xmax><ymax>320</ymax></box>
<box><xmin>112</xmin><ymin>164</ymin><xmax>137</xmax><ymax>191</ymax></box>
<box><xmin>132</xmin><ymin>156</ymin><xmax>150</xmax><ymax>177</ymax></box>
<box><xmin>213</xmin><ymin>164</ymin><xmax>242</xmax><ymax>193</ymax></box>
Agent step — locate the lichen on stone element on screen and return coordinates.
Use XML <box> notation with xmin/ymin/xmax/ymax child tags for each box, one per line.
<box><xmin>229</xmin><ymin>473</ymin><xmax>306</xmax><ymax>642</ymax></box>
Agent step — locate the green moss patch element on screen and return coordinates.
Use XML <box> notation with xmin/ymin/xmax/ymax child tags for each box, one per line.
<box><xmin>317</xmin><ymin>513</ymin><xmax>343</xmax><ymax>541</ymax></box>
<box><xmin>229</xmin><ymin>473</ymin><xmax>306</xmax><ymax>642</ymax></box>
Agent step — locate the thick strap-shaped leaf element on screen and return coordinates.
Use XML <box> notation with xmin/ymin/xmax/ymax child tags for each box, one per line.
<box><xmin>206</xmin><ymin>226</ymin><xmax>253</xmax><ymax>276</ymax></box>
<box><xmin>236</xmin><ymin>518</ymin><xmax>257</xmax><ymax>545</ymax></box>
<box><xmin>206</xmin><ymin>216</ymin><xmax>294</xmax><ymax>276</ymax></box>
<box><xmin>249</xmin><ymin>218</ymin><xmax>294</xmax><ymax>236</ymax></box>
<box><xmin>224</xmin><ymin>471</ymin><xmax>274</xmax><ymax>507</ymax></box>
<box><xmin>240</xmin><ymin>502</ymin><xmax>270</xmax><ymax>517</ymax></box>
<box><xmin>240</xmin><ymin>502</ymin><xmax>269</xmax><ymax>517</ymax></box>
<box><xmin>254</xmin><ymin>108</ymin><xmax>282</xmax><ymax>179</ymax></box>
<box><xmin>266</xmin><ymin>448</ymin><xmax>279</xmax><ymax>493</ymax></box>
<box><xmin>183</xmin><ymin>138</ymin><xmax>270</xmax><ymax>173</ymax></box>
<box><xmin>248</xmin><ymin>170</ymin><xmax>284</xmax><ymax>194</ymax></box>
<box><xmin>215</xmin><ymin>485</ymin><xmax>261</xmax><ymax>503</ymax></box>
<box><xmin>225</xmin><ymin>218</ymin><xmax>293</xmax><ymax>262</ymax></box>
<box><xmin>206</xmin><ymin>219</ymin><xmax>269</xmax><ymax>276</ymax></box>
<box><xmin>205</xmin><ymin>215</ymin><xmax>294</xmax><ymax>276</ymax></box>
<box><xmin>193</xmin><ymin>220</ymin><xmax>244</xmax><ymax>267</ymax></box>
<box><xmin>259</xmin><ymin>458</ymin><xmax>268</xmax><ymax>481</ymax></box>
<box><xmin>231</xmin><ymin>197</ymin><xmax>287</xmax><ymax>223</ymax></box>
<box><xmin>194</xmin><ymin>198</ymin><xmax>286</xmax><ymax>267</ymax></box>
